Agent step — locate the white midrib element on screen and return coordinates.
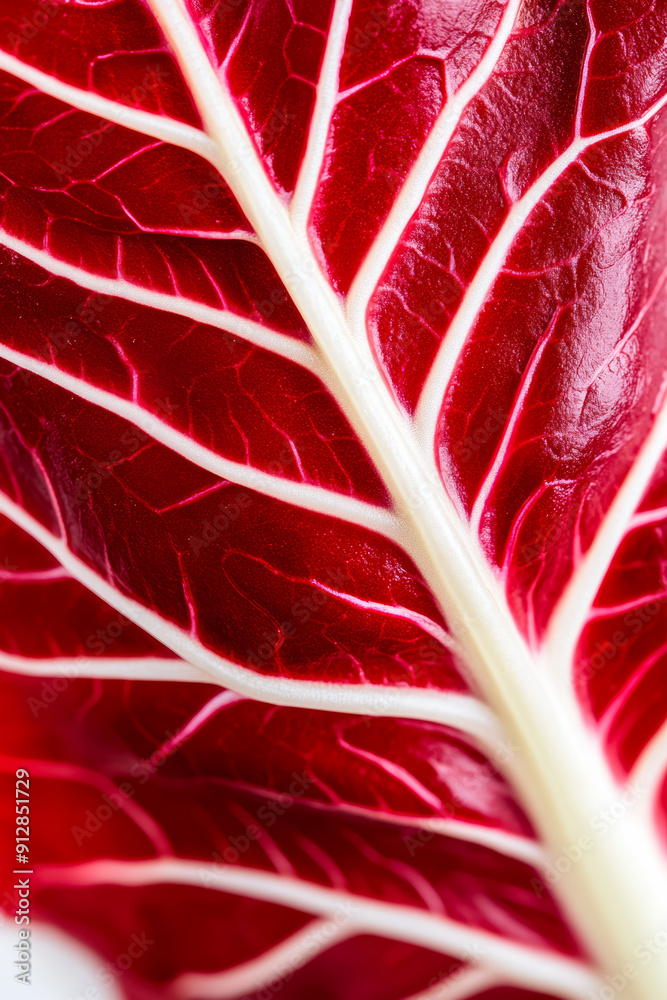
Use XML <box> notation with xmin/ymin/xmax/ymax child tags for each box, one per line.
<box><xmin>140</xmin><ymin>0</ymin><xmax>667</xmax><ymax>993</ymax></box>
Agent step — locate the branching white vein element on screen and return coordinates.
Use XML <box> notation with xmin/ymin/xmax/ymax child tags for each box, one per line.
<box><xmin>0</xmin><ymin>48</ymin><xmax>216</xmax><ymax>163</ymax></box>
<box><xmin>290</xmin><ymin>0</ymin><xmax>354</xmax><ymax>231</ymax></box>
<box><xmin>0</xmin><ymin>485</ymin><xmax>501</xmax><ymax>756</ymax></box>
<box><xmin>167</xmin><ymin>918</ymin><xmax>356</xmax><ymax>998</ymax></box>
<box><xmin>402</xmin><ymin>968</ymin><xmax>501</xmax><ymax>1000</ymax></box>
<box><xmin>346</xmin><ymin>0</ymin><xmax>523</xmax><ymax>343</ymax></box>
<box><xmin>0</xmin><ymin>339</ymin><xmax>402</xmax><ymax>539</ymax></box>
<box><xmin>36</xmin><ymin>858</ymin><xmax>601</xmax><ymax>1000</ymax></box>
<box><xmin>415</xmin><ymin>92</ymin><xmax>667</xmax><ymax>450</ymax></box>
<box><xmin>0</xmin><ymin>230</ymin><xmax>320</xmax><ymax>375</ymax></box>
<box><xmin>140</xmin><ymin>1</ymin><xmax>667</xmax><ymax>991</ymax></box>
<box><xmin>546</xmin><ymin>393</ymin><xmax>667</xmax><ymax>686</ymax></box>
<box><xmin>0</xmin><ymin>652</ymin><xmax>206</xmax><ymax>681</ymax></box>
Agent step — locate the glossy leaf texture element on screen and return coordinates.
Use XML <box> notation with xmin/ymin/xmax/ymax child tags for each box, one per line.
<box><xmin>1</xmin><ymin>1</ymin><xmax>667</xmax><ymax>999</ymax></box>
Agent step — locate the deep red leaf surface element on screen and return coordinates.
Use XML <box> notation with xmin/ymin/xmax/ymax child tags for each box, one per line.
<box><xmin>2</xmin><ymin>2</ymin><xmax>667</xmax><ymax>997</ymax></box>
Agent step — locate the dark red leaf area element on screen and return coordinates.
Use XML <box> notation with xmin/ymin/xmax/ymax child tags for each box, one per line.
<box><xmin>0</xmin><ymin>0</ymin><xmax>201</xmax><ymax>126</ymax></box>
<box><xmin>35</xmin><ymin>883</ymin><xmax>460</xmax><ymax>1000</ymax></box>
<box><xmin>0</xmin><ymin>75</ymin><xmax>315</xmax><ymax>337</ymax></box>
<box><xmin>311</xmin><ymin>0</ymin><xmax>507</xmax><ymax>294</ymax></box>
<box><xmin>0</xmin><ymin>73</ymin><xmax>306</xmax><ymax>341</ymax></box>
<box><xmin>186</xmin><ymin>0</ymin><xmax>334</xmax><ymax>193</ymax></box>
<box><xmin>0</xmin><ymin>513</ymin><xmax>175</xmax><ymax>660</ymax></box>
<box><xmin>369</xmin><ymin>1</ymin><xmax>589</xmax><ymax>409</ymax></box>
<box><xmin>0</xmin><ymin>369</ymin><xmax>461</xmax><ymax>688</ymax></box>
<box><xmin>312</xmin><ymin>59</ymin><xmax>443</xmax><ymax>295</ymax></box>
<box><xmin>0</xmin><ymin>766</ymin><xmax>575</xmax><ymax>954</ymax></box>
<box><xmin>0</xmin><ymin>80</ymin><xmax>246</xmax><ymax>235</ymax></box>
<box><xmin>471</xmin><ymin>992</ymin><xmax>563</xmax><ymax>1000</ymax></box>
<box><xmin>0</xmin><ymin>766</ymin><xmax>163</xmax><ymax>861</ymax></box>
<box><xmin>585</xmin><ymin>1</ymin><xmax>667</xmax><ymax>134</ymax></box>
<box><xmin>34</xmin><ymin>884</ymin><xmax>311</xmax><ymax>984</ymax></box>
<box><xmin>0</xmin><ymin>250</ymin><xmax>387</xmax><ymax>503</ymax></box>
<box><xmin>225</xmin><ymin>936</ymin><xmax>460</xmax><ymax>1000</ymax></box>
<box><xmin>575</xmin><ymin>455</ymin><xmax>667</xmax><ymax>775</ymax></box>
<box><xmin>172</xmin><ymin>703</ymin><xmax>533</xmax><ymax>836</ymax></box>
<box><xmin>0</xmin><ymin>575</ymin><xmax>161</xmax><ymax>660</ymax></box>
<box><xmin>439</xmin><ymin>116</ymin><xmax>667</xmax><ymax>643</ymax></box>
<box><xmin>0</xmin><ymin>506</ymin><xmax>54</xmax><ymax>568</ymax></box>
<box><xmin>0</xmin><ymin>674</ymin><xmax>559</xmax><ymax>955</ymax></box>
<box><xmin>227</xmin><ymin>937</ymin><xmax>454</xmax><ymax>1000</ymax></box>
<box><xmin>1</xmin><ymin>672</ymin><xmax>532</xmax><ymax>834</ymax></box>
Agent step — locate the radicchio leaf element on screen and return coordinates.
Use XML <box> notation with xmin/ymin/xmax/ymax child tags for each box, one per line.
<box><xmin>2</xmin><ymin>2</ymin><xmax>667</xmax><ymax>999</ymax></box>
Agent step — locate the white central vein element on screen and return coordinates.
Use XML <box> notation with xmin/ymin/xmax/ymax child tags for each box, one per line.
<box><xmin>346</xmin><ymin>0</ymin><xmax>523</xmax><ymax>341</ymax></box>
<box><xmin>290</xmin><ymin>0</ymin><xmax>354</xmax><ymax>231</ymax></box>
<box><xmin>138</xmin><ymin>1</ymin><xmax>667</xmax><ymax>991</ymax></box>
<box><xmin>37</xmin><ymin>858</ymin><xmax>601</xmax><ymax>999</ymax></box>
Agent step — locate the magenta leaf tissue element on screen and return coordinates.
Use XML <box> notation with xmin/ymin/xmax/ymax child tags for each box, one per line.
<box><xmin>2</xmin><ymin>2</ymin><xmax>667</xmax><ymax>998</ymax></box>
